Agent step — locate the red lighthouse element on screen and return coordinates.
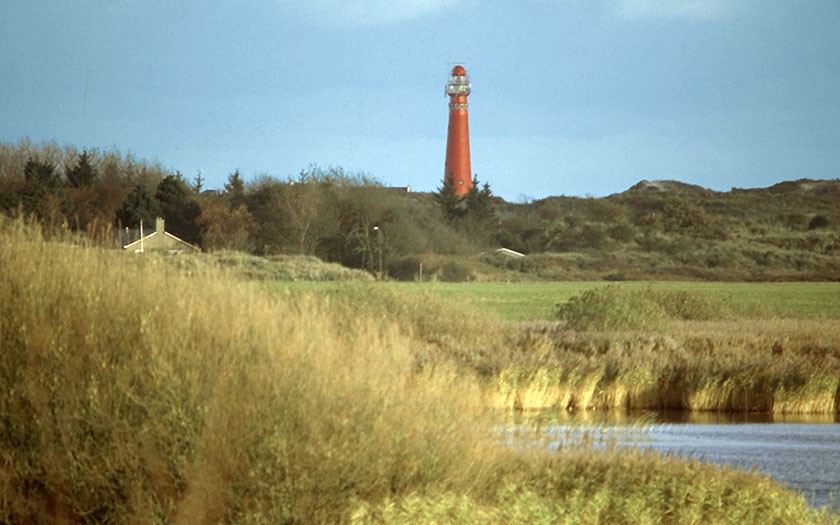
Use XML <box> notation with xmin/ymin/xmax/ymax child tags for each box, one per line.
<box><xmin>444</xmin><ymin>65</ymin><xmax>472</xmax><ymax>196</ymax></box>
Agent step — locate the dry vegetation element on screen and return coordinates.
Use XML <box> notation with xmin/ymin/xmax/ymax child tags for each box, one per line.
<box><xmin>174</xmin><ymin>250</ymin><xmax>375</xmax><ymax>282</ymax></box>
<box><xmin>0</xmin><ymin>218</ymin><xmax>490</xmax><ymax>522</ymax></box>
<box><xmin>1</xmin><ymin>218</ymin><xmax>837</xmax><ymax>523</ymax></box>
<box><xmin>487</xmin><ymin>318</ymin><xmax>840</xmax><ymax>413</ymax></box>
<box><xmin>414</xmin><ymin>285</ymin><xmax>840</xmax><ymax>414</ymax></box>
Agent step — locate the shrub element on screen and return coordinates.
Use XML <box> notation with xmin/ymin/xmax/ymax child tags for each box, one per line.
<box><xmin>387</xmin><ymin>254</ymin><xmax>504</xmax><ymax>282</ymax></box>
<box><xmin>607</xmin><ymin>222</ymin><xmax>636</xmax><ymax>243</ymax></box>
<box><xmin>809</xmin><ymin>214</ymin><xmax>831</xmax><ymax>230</ymax></box>
<box><xmin>556</xmin><ymin>286</ymin><xmax>721</xmax><ymax>331</ymax></box>
<box><xmin>440</xmin><ymin>260</ymin><xmax>476</xmax><ymax>281</ymax></box>
<box><xmin>387</xmin><ymin>255</ymin><xmax>427</xmax><ymax>281</ymax></box>
<box><xmin>556</xmin><ymin>286</ymin><xmax>667</xmax><ymax>331</ymax></box>
<box><xmin>643</xmin><ymin>288</ymin><xmax>721</xmax><ymax>320</ymax></box>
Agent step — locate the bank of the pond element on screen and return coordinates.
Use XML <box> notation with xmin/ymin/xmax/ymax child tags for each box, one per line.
<box><xmin>521</xmin><ymin>414</ymin><xmax>840</xmax><ymax>513</ymax></box>
<box><xmin>469</xmin><ymin>319</ymin><xmax>840</xmax><ymax>415</ymax></box>
<box><xmin>272</xmin><ymin>283</ymin><xmax>840</xmax><ymax>418</ymax></box>
<box><xmin>484</xmin><ymin>370</ymin><xmax>840</xmax><ymax>413</ymax></box>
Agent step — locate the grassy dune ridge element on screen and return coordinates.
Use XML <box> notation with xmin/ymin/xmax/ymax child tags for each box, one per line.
<box><xmin>0</xmin><ymin>219</ymin><xmax>836</xmax><ymax>523</ymax></box>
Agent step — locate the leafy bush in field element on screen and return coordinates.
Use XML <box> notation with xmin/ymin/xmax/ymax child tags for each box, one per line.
<box><xmin>643</xmin><ymin>288</ymin><xmax>721</xmax><ymax>320</ymax></box>
<box><xmin>556</xmin><ymin>286</ymin><xmax>721</xmax><ymax>331</ymax></box>
<box><xmin>556</xmin><ymin>286</ymin><xmax>669</xmax><ymax>331</ymax></box>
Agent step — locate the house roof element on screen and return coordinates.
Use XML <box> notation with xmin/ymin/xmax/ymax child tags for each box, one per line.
<box><xmin>495</xmin><ymin>247</ymin><xmax>526</xmax><ymax>258</ymax></box>
<box><xmin>122</xmin><ymin>218</ymin><xmax>199</xmax><ymax>253</ymax></box>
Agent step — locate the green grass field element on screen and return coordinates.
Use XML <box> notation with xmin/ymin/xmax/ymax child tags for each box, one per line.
<box><xmin>273</xmin><ymin>281</ymin><xmax>840</xmax><ymax>321</ymax></box>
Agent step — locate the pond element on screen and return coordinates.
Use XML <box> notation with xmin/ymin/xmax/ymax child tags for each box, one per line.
<box><xmin>518</xmin><ymin>412</ymin><xmax>840</xmax><ymax>512</ymax></box>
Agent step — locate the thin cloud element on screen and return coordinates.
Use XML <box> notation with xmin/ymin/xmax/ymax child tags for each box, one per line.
<box><xmin>284</xmin><ymin>0</ymin><xmax>459</xmax><ymax>27</ymax></box>
<box><xmin>612</xmin><ymin>0</ymin><xmax>735</xmax><ymax>21</ymax></box>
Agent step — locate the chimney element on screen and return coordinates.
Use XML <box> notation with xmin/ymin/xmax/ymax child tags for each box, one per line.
<box><xmin>156</xmin><ymin>217</ymin><xmax>165</xmax><ymax>234</ymax></box>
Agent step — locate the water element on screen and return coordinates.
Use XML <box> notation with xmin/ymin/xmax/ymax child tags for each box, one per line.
<box><xmin>633</xmin><ymin>421</ymin><xmax>840</xmax><ymax>511</ymax></box>
<box><xmin>527</xmin><ymin>413</ymin><xmax>840</xmax><ymax>512</ymax></box>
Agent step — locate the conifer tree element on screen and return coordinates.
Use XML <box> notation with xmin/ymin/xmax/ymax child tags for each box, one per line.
<box><xmin>192</xmin><ymin>172</ymin><xmax>204</xmax><ymax>194</ymax></box>
<box><xmin>66</xmin><ymin>150</ymin><xmax>97</xmax><ymax>188</ymax></box>
<box><xmin>224</xmin><ymin>169</ymin><xmax>246</xmax><ymax>209</ymax></box>
<box><xmin>434</xmin><ymin>174</ymin><xmax>467</xmax><ymax>222</ymax></box>
<box><xmin>115</xmin><ymin>184</ymin><xmax>161</xmax><ymax>228</ymax></box>
<box><xmin>465</xmin><ymin>176</ymin><xmax>495</xmax><ymax>224</ymax></box>
<box><xmin>23</xmin><ymin>158</ymin><xmax>61</xmax><ymax>191</ymax></box>
<box><xmin>22</xmin><ymin>159</ymin><xmax>66</xmax><ymax>221</ymax></box>
<box><xmin>155</xmin><ymin>173</ymin><xmax>202</xmax><ymax>245</ymax></box>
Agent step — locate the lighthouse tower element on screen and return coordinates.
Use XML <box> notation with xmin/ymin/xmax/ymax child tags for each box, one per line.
<box><xmin>444</xmin><ymin>65</ymin><xmax>472</xmax><ymax>196</ymax></box>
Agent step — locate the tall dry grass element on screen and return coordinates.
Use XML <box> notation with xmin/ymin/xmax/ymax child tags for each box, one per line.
<box><xmin>0</xmin><ymin>217</ymin><xmax>835</xmax><ymax>523</ymax></box>
<box><xmin>0</xmin><ymin>219</ymin><xmax>491</xmax><ymax>522</ymax></box>
<box><xmin>483</xmin><ymin>319</ymin><xmax>840</xmax><ymax>413</ymax></box>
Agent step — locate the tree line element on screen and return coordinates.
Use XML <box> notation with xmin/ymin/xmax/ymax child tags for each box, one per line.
<box><xmin>0</xmin><ymin>141</ymin><xmax>499</xmax><ymax>276</ymax></box>
<box><xmin>4</xmin><ymin>139</ymin><xmax>838</xmax><ymax>281</ymax></box>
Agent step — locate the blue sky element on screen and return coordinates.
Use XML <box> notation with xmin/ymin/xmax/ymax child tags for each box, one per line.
<box><xmin>2</xmin><ymin>1</ymin><xmax>839</xmax><ymax>201</ymax></box>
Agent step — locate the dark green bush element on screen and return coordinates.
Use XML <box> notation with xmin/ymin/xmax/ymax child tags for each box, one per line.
<box><xmin>387</xmin><ymin>255</ymin><xmax>426</xmax><ymax>281</ymax></box>
<box><xmin>556</xmin><ymin>286</ymin><xmax>669</xmax><ymax>331</ymax></box>
<box><xmin>808</xmin><ymin>214</ymin><xmax>830</xmax><ymax>230</ymax></box>
<box><xmin>440</xmin><ymin>260</ymin><xmax>477</xmax><ymax>282</ymax></box>
<box><xmin>556</xmin><ymin>286</ymin><xmax>722</xmax><ymax>331</ymax></box>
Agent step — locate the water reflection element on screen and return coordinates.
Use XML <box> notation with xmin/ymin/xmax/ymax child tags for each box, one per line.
<box><xmin>507</xmin><ymin>409</ymin><xmax>840</xmax><ymax>426</ymax></box>
<box><xmin>506</xmin><ymin>410</ymin><xmax>840</xmax><ymax>512</ymax></box>
<box><xmin>652</xmin><ymin>410</ymin><xmax>840</xmax><ymax>425</ymax></box>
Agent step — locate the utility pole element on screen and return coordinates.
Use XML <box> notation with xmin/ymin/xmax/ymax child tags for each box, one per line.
<box><xmin>373</xmin><ymin>226</ymin><xmax>383</xmax><ymax>279</ymax></box>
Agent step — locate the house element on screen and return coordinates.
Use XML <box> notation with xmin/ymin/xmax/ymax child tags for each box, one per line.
<box><xmin>123</xmin><ymin>218</ymin><xmax>199</xmax><ymax>254</ymax></box>
<box><xmin>495</xmin><ymin>247</ymin><xmax>525</xmax><ymax>258</ymax></box>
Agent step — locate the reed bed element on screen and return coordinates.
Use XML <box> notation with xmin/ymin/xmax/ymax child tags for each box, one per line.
<box><xmin>484</xmin><ymin>320</ymin><xmax>840</xmax><ymax>414</ymax></box>
<box><xmin>0</xmin><ymin>218</ymin><xmax>836</xmax><ymax>523</ymax></box>
<box><xmin>275</xmin><ymin>282</ymin><xmax>840</xmax><ymax>415</ymax></box>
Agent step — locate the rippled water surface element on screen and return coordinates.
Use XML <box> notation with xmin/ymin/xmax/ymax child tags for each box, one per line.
<box><xmin>634</xmin><ymin>422</ymin><xmax>840</xmax><ymax>511</ymax></box>
<box><xmin>533</xmin><ymin>413</ymin><xmax>840</xmax><ymax>511</ymax></box>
